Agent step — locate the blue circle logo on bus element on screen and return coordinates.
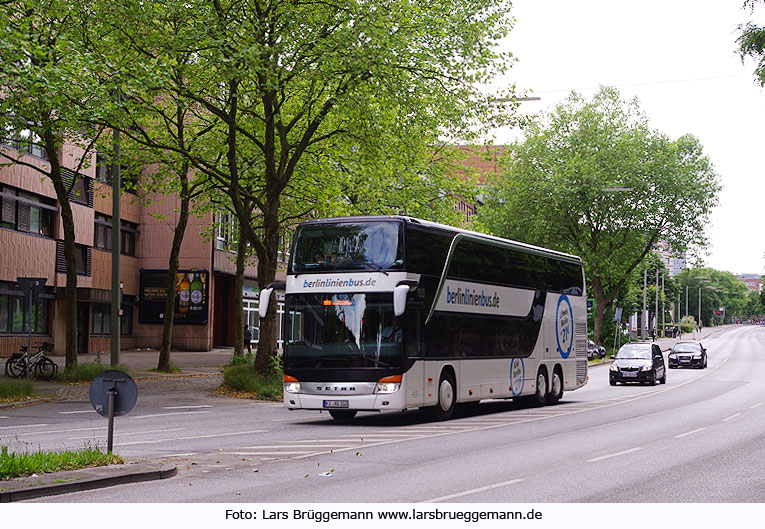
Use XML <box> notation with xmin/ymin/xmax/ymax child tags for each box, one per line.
<box><xmin>556</xmin><ymin>295</ymin><xmax>574</xmax><ymax>359</ymax></box>
<box><xmin>510</xmin><ymin>358</ymin><xmax>524</xmax><ymax>396</ymax></box>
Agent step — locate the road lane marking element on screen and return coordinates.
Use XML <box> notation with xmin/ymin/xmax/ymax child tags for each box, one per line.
<box><xmin>0</xmin><ymin>423</ymin><xmax>48</xmax><ymax>431</ymax></box>
<box><xmin>58</xmin><ymin>410</ymin><xmax>97</xmax><ymax>414</ymax></box>
<box><xmin>675</xmin><ymin>428</ymin><xmax>706</xmax><ymax>439</ymax></box>
<box><xmin>423</xmin><ymin>479</ymin><xmax>525</xmax><ymax>503</ymax></box>
<box><xmin>131</xmin><ymin>411</ymin><xmax>212</xmax><ymax>419</ymax></box>
<box><xmin>114</xmin><ymin>429</ymin><xmax>267</xmax><ymax>446</ymax></box>
<box><xmin>751</xmin><ymin>403</ymin><xmax>763</xmax><ymax>409</ymax></box>
<box><xmin>162</xmin><ymin>405</ymin><xmax>214</xmax><ymax>410</ymax></box>
<box><xmin>587</xmin><ymin>447</ymin><xmax>643</xmax><ymax>463</ymax></box>
<box><xmin>68</xmin><ymin>428</ymin><xmax>185</xmax><ymax>440</ymax></box>
<box><xmin>722</xmin><ymin>413</ymin><xmax>741</xmax><ymax>422</ymax></box>
<box><xmin>222</xmin><ymin>451</ymin><xmax>316</xmax><ymax>456</ymax></box>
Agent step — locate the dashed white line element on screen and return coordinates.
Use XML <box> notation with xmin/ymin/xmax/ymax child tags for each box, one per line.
<box><xmin>722</xmin><ymin>413</ymin><xmax>742</xmax><ymax>422</ymax></box>
<box><xmin>68</xmin><ymin>428</ymin><xmax>185</xmax><ymax>440</ymax></box>
<box><xmin>131</xmin><ymin>411</ymin><xmax>212</xmax><ymax>419</ymax></box>
<box><xmin>675</xmin><ymin>428</ymin><xmax>706</xmax><ymax>439</ymax></box>
<box><xmin>750</xmin><ymin>403</ymin><xmax>763</xmax><ymax>409</ymax></box>
<box><xmin>0</xmin><ymin>423</ymin><xmax>48</xmax><ymax>431</ymax></box>
<box><xmin>58</xmin><ymin>410</ymin><xmax>96</xmax><ymax>415</ymax></box>
<box><xmin>162</xmin><ymin>405</ymin><xmax>214</xmax><ymax>410</ymax></box>
<box><xmin>587</xmin><ymin>447</ymin><xmax>643</xmax><ymax>463</ymax></box>
<box><xmin>114</xmin><ymin>429</ymin><xmax>267</xmax><ymax>447</ymax></box>
<box><xmin>423</xmin><ymin>479</ymin><xmax>525</xmax><ymax>503</ymax></box>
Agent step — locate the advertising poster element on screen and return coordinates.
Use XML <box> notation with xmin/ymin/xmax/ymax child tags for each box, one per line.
<box><xmin>139</xmin><ymin>269</ymin><xmax>209</xmax><ymax>324</ymax></box>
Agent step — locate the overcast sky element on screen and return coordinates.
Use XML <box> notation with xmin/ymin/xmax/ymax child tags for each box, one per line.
<box><xmin>492</xmin><ymin>0</ymin><xmax>765</xmax><ymax>276</ymax></box>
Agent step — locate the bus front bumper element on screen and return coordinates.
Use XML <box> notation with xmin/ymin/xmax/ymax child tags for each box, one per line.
<box><xmin>284</xmin><ymin>390</ymin><xmax>408</xmax><ymax>412</ymax></box>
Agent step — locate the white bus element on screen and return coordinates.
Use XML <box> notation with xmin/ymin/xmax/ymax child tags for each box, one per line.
<box><xmin>260</xmin><ymin>216</ymin><xmax>588</xmax><ymax>421</ymax></box>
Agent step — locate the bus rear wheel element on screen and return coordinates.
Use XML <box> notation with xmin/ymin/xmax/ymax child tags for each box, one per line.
<box><xmin>432</xmin><ymin>372</ymin><xmax>456</xmax><ymax>421</ymax></box>
<box><xmin>328</xmin><ymin>410</ymin><xmax>357</xmax><ymax>421</ymax></box>
<box><xmin>546</xmin><ymin>368</ymin><xmax>563</xmax><ymax>405</ymax></box>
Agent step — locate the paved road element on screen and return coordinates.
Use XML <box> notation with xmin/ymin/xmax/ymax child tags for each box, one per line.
<box><xmin>5</xmin><ymin>325</ymin><xmax>764</xmax><ymax>502</ymax></box>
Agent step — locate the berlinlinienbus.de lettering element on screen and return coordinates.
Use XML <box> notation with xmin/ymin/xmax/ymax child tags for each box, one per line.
<box><xmin>445</xmin><ymin>286</ymin><xmax>500</xmax><ymax>308</ymax></box>
<box><xmin>302</xmin><ymin>277</ymin><xmax>377</xmax><ymax>289</ymax></box>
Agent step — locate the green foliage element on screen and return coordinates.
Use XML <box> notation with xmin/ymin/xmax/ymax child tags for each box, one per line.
<box><xmin>0</xmin><ymin>445</ymin><xmax>123</xmax><ymax>480</ymax></box>
<box><xmin>0</xmin><ymin>379</ymin><xmax>35</xmax><ymax>400</ymax></box>
<box><xmin>738</xmin><ymin>1</ymin><xmax>765</xmax><ymax>85</ymax></box>
<box><xmin>149</xmin><ymin>362</ymin><xmax>181</xmax><ymax>374</ymax></box>
<box><xmin>675</xmin><ymin>268</ymin><xmax>751</xmax><ymax>325</ymax></box>
<box><xmin>478</xmin><ymin>87</ymin><xmax>720</xmax><ymax>341</ymax></box>
<box><xmin>222</xmin><ymin>355</ymin><xmax>283</xmax><ymax>401</ymax></box>
<box><xmin>55</xmin><ymin>363</ymin><xmax>129</xmax><ymax>384</ymax></box>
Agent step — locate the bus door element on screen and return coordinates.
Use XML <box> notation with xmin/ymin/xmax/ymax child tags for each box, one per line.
<box><xmin>403</xmin><ymin>306</ymin><xmax>424</xmax><ymax>407</ymax></box>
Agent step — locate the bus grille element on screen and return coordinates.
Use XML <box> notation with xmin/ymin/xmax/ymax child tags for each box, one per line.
<box><xmin>575</xmin><ymin>321</ymin><xmax>588</xmax><ymax>385</ymax></box>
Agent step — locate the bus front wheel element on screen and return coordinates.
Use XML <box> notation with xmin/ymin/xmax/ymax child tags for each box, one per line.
<box><xmin>433</xmin><ymin>372</ymin><xmax>456</xmax><ymax>421</ymax></box>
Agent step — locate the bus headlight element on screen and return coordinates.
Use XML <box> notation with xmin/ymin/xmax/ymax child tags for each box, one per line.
<box><xmin>284</xmin><ymin>375</ymin><xmax>300</xmax><ymax>393</ymax></box>
<box><xmin>375</xmin><ymin>375</ymin><xmax>402</xmax><ymax>394</ymax></box>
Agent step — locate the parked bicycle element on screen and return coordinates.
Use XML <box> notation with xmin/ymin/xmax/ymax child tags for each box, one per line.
<box><xmin>4</xmin><ymin>342</ymin><xmax>58</xmax><ymax>380</ymax></box>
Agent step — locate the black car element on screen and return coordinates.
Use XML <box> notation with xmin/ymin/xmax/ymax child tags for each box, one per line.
<box><xmin>668</xmin><ymin>341</ymin><xmax>707</xmax><ymax>369</ymax></box>
<box><xmin>609</xmin><ymin>343</ymin><xmax>666</xmax><ymax>386</ymax></box>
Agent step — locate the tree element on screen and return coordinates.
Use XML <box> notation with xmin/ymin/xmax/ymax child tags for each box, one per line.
<box><xmin>738</xmin><ymin>1</ymin><xmax>765</xmax><ymax>85</ymax></box>
<box><xmin>0</xmin><ymin>1</ymin><xmax>108</xmax><ymax>369</ymax></box>
<box><xmin>674</xmin><ymin>268</ymin><xmax>750</xmax><ymax>325</ymax></box>
<box><xmin>96</xmin><ymin>0</ymin><xmax>515</xmax><ymax>373</ymax></box>
<box><xmin>478</xmin><ymin>87</ymin><xmax>721</xmax><ymax>343</ymax></box>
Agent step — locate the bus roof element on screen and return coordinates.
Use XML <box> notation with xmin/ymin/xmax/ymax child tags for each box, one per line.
<box><xmin>295</xmin><ymin>215</ymin><xmax>583</xmax><ymax>265</ymax></box>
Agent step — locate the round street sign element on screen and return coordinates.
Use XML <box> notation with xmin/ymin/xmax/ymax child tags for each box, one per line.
<box><xmin>89</xmin><ymin>370</ymin><xmax>138</xmax><ymax>418</ymax></box>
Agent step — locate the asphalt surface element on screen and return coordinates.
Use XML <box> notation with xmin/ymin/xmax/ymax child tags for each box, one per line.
<box><xmin>0</xmin><ymin>327</ymin><xmax>728</xmax><ymax>502</ymax></box>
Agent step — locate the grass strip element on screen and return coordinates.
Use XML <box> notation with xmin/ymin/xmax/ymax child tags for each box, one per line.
<box><xmin>55</xmin><ymin>362</ymin><xmax>130</xmax><ymax>384</ymax></box>
<box><xmin>0</xmin><ymin>378</ymin><xmax>36</xmax><ymax>401</ymax></box>
<box><xmin>1</xmin><ymin>446</ymin><xmax>124</xmax><ymax>480</ymax></box>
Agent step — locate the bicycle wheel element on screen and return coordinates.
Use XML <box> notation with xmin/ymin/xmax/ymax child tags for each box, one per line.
<box><xmin>5</xmin><ymin>357</ymin><xmax>26</xmax><ymax>378</ymax></box>
<box><xmin>34</xmin><ymin>358</ymin><xmax>57</xmax><ymax>380</ymax></box>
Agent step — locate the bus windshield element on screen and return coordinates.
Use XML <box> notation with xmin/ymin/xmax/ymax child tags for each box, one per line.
<box><xmin>284</xmin><ymin>293</ymin><xmax>404</xmax><ymax>370</ymax></box>
<box><xmin>291</xmin><ymin>222</ymin><xmax>403</xmax><ymax>273</ymax></box>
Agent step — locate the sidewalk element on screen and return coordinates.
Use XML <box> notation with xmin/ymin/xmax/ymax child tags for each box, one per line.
<box><xmin>1</xmin><ymin>347</ymin><xmax>237</xmax><ymax>502</ymax></box>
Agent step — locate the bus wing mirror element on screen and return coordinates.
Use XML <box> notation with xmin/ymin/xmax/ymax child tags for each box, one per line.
<box><xmin>259</xmin><ymin>288</ymin><xmax>274</xmax><ymax>319</ymax></box>
<box><xmin>394</xmin><ymin>285</ymin><xmax>410</xmax><ymax>317</ymax></box>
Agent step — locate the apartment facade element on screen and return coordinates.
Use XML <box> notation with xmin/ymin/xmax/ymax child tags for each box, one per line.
<box><xmin>1</xmin><ymin>137</ymin><xmax>283</xmax><ymax>359</ymax></box>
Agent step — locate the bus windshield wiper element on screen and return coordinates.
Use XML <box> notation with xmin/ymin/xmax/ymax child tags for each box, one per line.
<box><xmin>357</xmin><ymin>262</ymin><xmax>389</xmax><ymax>276</ymax></box>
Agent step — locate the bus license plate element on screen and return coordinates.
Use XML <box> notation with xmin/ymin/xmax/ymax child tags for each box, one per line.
<box><xmin>323</xmin><ymin>400</ymin><xmax>349</xmax><ymax>408</ymax></box>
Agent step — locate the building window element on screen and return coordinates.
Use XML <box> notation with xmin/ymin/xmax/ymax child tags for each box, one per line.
<box><xmin>95</xmin><ymin>153</ymin><xmax>138</xmax><ymax>194</ymax></box>
<box><xmin>93</xmin><ymin>213</ymin><xmax>138</xmax><ymax>256</ymax></box>
<box><xmin>56</xmin><ymin>241</ymin><xmax>91</xmax><ymax>276</ymax></box>
<box><xmin>91</xmin><ymin>301</ymin><xmax>132</xmax><ymax>336</ymax></box>
<box><xmin>215</xmin><ymin>212</ymin><xmax>236</xmax><ymax>251</ymax></box>
<box><xmin>0</xmin><ymin>282</ymin><xmax>50</xmax><ymax>335</ymax></box>
<box><xmin>61</xmin><ymin>168</ymin><xmax>93</xmax><ymax>207</ymax></box>
<box><xmin>0</xmin><ymin>122</ymin><xmax>48</xmax><ymax>160</ymax></box>
<box><xmin>0</xmin><ymin>186</ymin><xmax>56</xmax><ymax>237</ymax></box>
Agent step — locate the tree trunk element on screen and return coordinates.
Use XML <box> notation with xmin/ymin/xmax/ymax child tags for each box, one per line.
<box><xmin>591</xmin><ymin>276</ymin><xmax>608</xmax><ymax>345</ymax></box>
<box><xmin>157</xmin><ymin>168</ymin><xmax>190</xmax><ymax>371</ymax></box>
<box><xmin>42</xmin><ymin>124</ymin><xmax>78</xmax><ymax>369</ymax></box>
<box><xmin>253</xmin><ymin>200</ymin><xmax>280</xmax><ymax>375</ymax></box>
<box><xmin>233</xmin><ymin>224</ymin><xmax>246</xmax><ymax>357</ymax></box>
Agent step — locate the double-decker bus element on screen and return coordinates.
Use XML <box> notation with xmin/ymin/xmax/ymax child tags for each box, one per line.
<box><xmin>260</xmin><ymin>216</ymin><xmax>587</xmax><ymax>421</ymax></box>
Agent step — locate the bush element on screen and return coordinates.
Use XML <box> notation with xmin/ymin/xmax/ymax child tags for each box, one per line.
<box><xmin>0</xmin><ymin>379</ymin><xmax>35</xmax><ymax>400</ymax></box>
<box><xmin>222</xmin><ymin>356</ymin><xmax>282</xmax><ymax>401</ymax></box>
<box><xmin>55</xmin><ymin>362</ymin><xmax>130</xmax><ymax>384</ymax></box>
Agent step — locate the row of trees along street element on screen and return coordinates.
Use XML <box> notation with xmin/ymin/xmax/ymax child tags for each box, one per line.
<box><xmin>0</xmin><ymin>0</ymin><xmax>517</xmax><ymax>373</ymax></box>
<box><xmin>5</xmin><ymin>1</ymin><xmax>765</xmax><ymax>370</ymax></box>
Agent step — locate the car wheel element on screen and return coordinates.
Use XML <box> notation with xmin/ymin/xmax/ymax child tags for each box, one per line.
<box><xmin>432</xmin><ymin>371</ymin><xmax>456</xmax><ymax>421</ymax></box>
<box><xmin>547</xmin><ymin>369</ymin><xmax>563</xmax><ymax>405</ymax></box>
<box><xmin>660</xmin><ymin>371</ymin><xmax>666</xmax><ymax>384</ymax></box>
<box><xmin>648</xmin><ymin>372</ymin><xmax>657</xmax><ymax>386</ymax></box>
<box><xmin>328</xmin><ymin>410</ymin><xmax>357</xmax><ymax>421</ymax></box>
<box><xmin>610</xmin><ymin>379</ymin><xmax>616</xmax><ymax>386</ymax></box>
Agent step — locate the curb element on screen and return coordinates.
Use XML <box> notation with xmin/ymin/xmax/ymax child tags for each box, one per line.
<box><xmin>0</xmin><ymin>466</ymin><xmax>177</xmax><ymax>503</ymax></box>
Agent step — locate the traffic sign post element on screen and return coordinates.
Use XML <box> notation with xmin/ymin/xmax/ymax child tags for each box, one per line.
<box><xmin>89</xmin><ymin>370</ymin><xmax>138</xmax><ymax>453</ymax></box>
<box><xmin>17</xmin><ymin>277</ymin><xmax>47</xmax><ymax>379</ymax></box>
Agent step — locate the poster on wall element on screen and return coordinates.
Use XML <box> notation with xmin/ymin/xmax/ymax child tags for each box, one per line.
<box><xmin>139</xmin><ymin>269</ymin><xmax>209</xmax><ymax>324</ymax></box>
